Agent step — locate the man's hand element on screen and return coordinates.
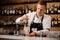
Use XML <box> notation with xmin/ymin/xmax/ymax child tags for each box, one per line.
<box><xmin>20</xmin><ymin>14</ymin><xmax>29</xmax><ymax>21</ymax></box>
<box><xmin>25</xmin><ymin>32</ymin><xmax>36</xmax><ymax>37</ymax></box>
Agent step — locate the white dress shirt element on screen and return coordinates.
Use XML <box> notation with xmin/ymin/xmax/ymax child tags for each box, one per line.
<box><xmin>15</xmin><ymin>12</ymin><xmax>51</xmax><ymax>35</ymax></box>
<box><xmin>33</xmin><ymin>14</ymin><xmax>42</xmax><ymax>23</ymax></box>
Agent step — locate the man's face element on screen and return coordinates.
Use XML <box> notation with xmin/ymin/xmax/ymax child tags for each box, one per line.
<box><xmin>36</xmin><ymin>4</ymin><xmax>45</xmax><ymax>15</ymax></box>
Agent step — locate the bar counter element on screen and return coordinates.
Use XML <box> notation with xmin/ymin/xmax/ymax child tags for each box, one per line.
<box><xmin>0</xmin><ymin>35</ymin><xmax>60</xmax><ymax>40</ymax></box>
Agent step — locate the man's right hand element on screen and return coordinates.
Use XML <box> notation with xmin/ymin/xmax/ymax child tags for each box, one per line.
<box><xmin>20</xmin><ymin>14</ymin><xmax>29</xmax><ymax>21</ymax></box>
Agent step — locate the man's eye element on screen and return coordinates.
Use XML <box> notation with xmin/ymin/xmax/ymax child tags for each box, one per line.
<box><xmin>37</xmin><ymin>8</ymin><xmax>39</xmax><ymax>9</ymax></box>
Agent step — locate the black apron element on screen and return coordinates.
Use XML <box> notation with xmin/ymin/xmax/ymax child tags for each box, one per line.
<box><xmin>30</xmin><ymin>15</ymin><xmax>44</xmax><ymax>33</ymax></box>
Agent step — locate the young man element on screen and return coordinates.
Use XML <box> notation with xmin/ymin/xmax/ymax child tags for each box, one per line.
<box><xmin>16</xmin><ymin>0</ymin><xmax>51</xmax><ymax>37</ymax></box>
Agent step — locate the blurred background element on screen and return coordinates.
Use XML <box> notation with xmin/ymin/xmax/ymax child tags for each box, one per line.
<box><xmin>0</xmin><ymin>0</ymin><xmax>60</xmax><ymax>38</ymax></box>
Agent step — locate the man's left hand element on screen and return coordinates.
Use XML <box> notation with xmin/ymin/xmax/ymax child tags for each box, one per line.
<box><xmin>25</xmin><ymin>32</ymin><xmax>36</xmax><ymax>37</ymax></box>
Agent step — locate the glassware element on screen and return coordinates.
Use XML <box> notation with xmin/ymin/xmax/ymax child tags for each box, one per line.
<box><xmin>40</xmin><ymin>31</ymin><xmax>43</xmax><ymax>40</ymax></box>
<box><xmin>32</xmin><ymin>28</ymin><xmax>37</xmax><ymax>32</ymax></box>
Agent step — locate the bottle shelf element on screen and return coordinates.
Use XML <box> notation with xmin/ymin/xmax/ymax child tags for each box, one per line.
<box><xmin>52</xmin><ymin>26</ymin><xmax>60</xmax><ymax>27</ymax></box>
<box><xmin>45</xmin><ymin>13</ymin><xmax>60</xmax><ymax>15</ymax></box>
<box><xmin>0</xmin><ymin>24</ymin><xmax>59</xmax><ymax>27</ymax></box>
<box><xmin>0</xmin><ymin>13</ymin><xmax>60</xmax><ymax>16</ymax></box>
<box><xmin>0</xmin><ymin>24</ymin><xmax>24</xmax><ymax>26</ymax></box>
<box><xmin>0</xmin><ymin>14</ymin><xmax>24</xmax><ymax>16</ymax></box>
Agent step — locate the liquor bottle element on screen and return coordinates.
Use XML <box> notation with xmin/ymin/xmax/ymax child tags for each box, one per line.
<box><xmin>50</xmin><ymin>5</ymin><xmax>54</xmax><ymax>14</ymax></box>
<box><xmin>9</xmin><ymin>7</ymin><xmax>13</xmax><ymax>14</ymax></box>
<box><xmin>46</xmin><ymin>8</ymin><xmax>50</xmax><ymax>14</ymax></box>
<box><xmin>12</xmin><ymin>7</ymin><xmax>15</xmax><ymax>14</ymax></box>
<box><xmin>25</xmin><ymin>6</ymin><xmax>29</xmax><ymax>14</ymax></box>
<box><xmin>2</xmin><ymin>8</ymin><xmax>5</xmax><ymax>14</ymax></box>
<box><xmin>1</xmin><ymin>8</ymin><xmax>4</xmax><ymax>14</ymax></box>
<box><xmin>51</xmin><ymin>18</ymin><xmax>54</xmax><ymax>26</ymax></box>
<box><xmin>58</xmin><ymin>18</ymin><xmax>60</xmax><ymax>27</ymax></box>
<box><xmin>46</xmin><ymin>4</ymin><xmax>51</xmax><ymax>14</ymax></box>
<box><xmin>58</xmin><ymin>6</ymin><xmax>60</xmax><ymax>13</ymax></box>
<box><xmin>7</xmin><ymin>7</ymin><xmax>10</xmax><ymax>15</ymax></box>
<box><xmin>51</xmin><ymin>17</ymin><xmax>58</xmax><ymax>27</ymax></box>
<box><xmin>4</xmin><ymin>8</ymin><xmax>7</xmax><ymax>14</ymax></box>
<box><xmin>54</xmin><ymin>5</ymin><xmax>58</xmax><ymax>14</ymax></box>
<box><xmin>54</xmin><ymin>17</ymin><xmax>58</xmax><ymax>26</ymax></box>
<box><xmin>18</xmin><ymin>8</ymin><xmax>21</xmax><ymax>14</ymax></box>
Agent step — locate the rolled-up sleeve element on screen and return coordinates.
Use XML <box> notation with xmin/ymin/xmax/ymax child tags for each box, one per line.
<box><xmin>15</xmin><ymin>17</ymin><xmax>21</xmax><ymax>24</ymax></box>
<box><xmin>15</xmin><ymin>13</ymin><xmax>31</xmax><ymax>24</ymax></box>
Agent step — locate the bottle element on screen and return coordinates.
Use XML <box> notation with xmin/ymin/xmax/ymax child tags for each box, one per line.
<box><xmin>51</xmin><ymin>17</ymin><xmax>58</xmax><ymax>27</ymax></box>
<box><xmin>58</xmin><ymin>18</ymin><xmax>60</xmax><ymax>27</ymax></box>
<box><xmin>46</xmin><ymin>8</ymin><xmax>50</xmax><ymax>14</ymax></box>
<box><xmin>50</xmin><ymin>5</ymin><xmax>54</xmax><ymax>14</ymax></box>
<box><xmin>7</xmin><ymin>7</ymin><xmax>10</xmax><ymax>15</ymax></box>
<box><xmin>51</xmin><ymin>18</ymin><xmax>54</xmax><ymax>26</ymax></box>
<box><xmin>58</xmin><ymin>6</ymin><xmax>60</xmax><ymax>13</ymax></box>
<box><xmin>9</xmin><ymin>7</ymin><xmax>13</xmax><ymax>14</ymax></box>
<box><xmin>3</xmin><ymin>8</ymin><xmax>5</xmax><ymax>14</ymax></box>
<box><xmin>25</xmin><ymin>6</ymin><xmax>29</xmax><ymax>14</ymax></box>
<box><xmin>4</xmin><ymin>8</ymin><xmax>7</xmax><ymax>14</ymax></box>
<box><xmin>18</xmin><ymin>8</ymin><xmax>21</xmax><ymax>14</ymax></box>
<box><xmin>54</xmin><ymin>17</ymin><xmax>58</xmax><ymax>26</ymax></box>
<box><xmin>1</xmin><ymin>8</ymin><xmax>4</xmax><ymax>14</ymax></box>
<box><xmin>12</xmin><ymin>7</ymin><xmax>15</xmax><ymax>14</ymax></box>
<box><xmin>54</xmin><ymin>5</ymin><xmax>58</xmax><ymax>14</ymax></box>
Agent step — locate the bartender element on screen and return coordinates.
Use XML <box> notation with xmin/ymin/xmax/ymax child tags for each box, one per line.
<box><xmin>16</xmin><ymin>0</ymin><xmax>51</xmax><ymax>37</ymax></box>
